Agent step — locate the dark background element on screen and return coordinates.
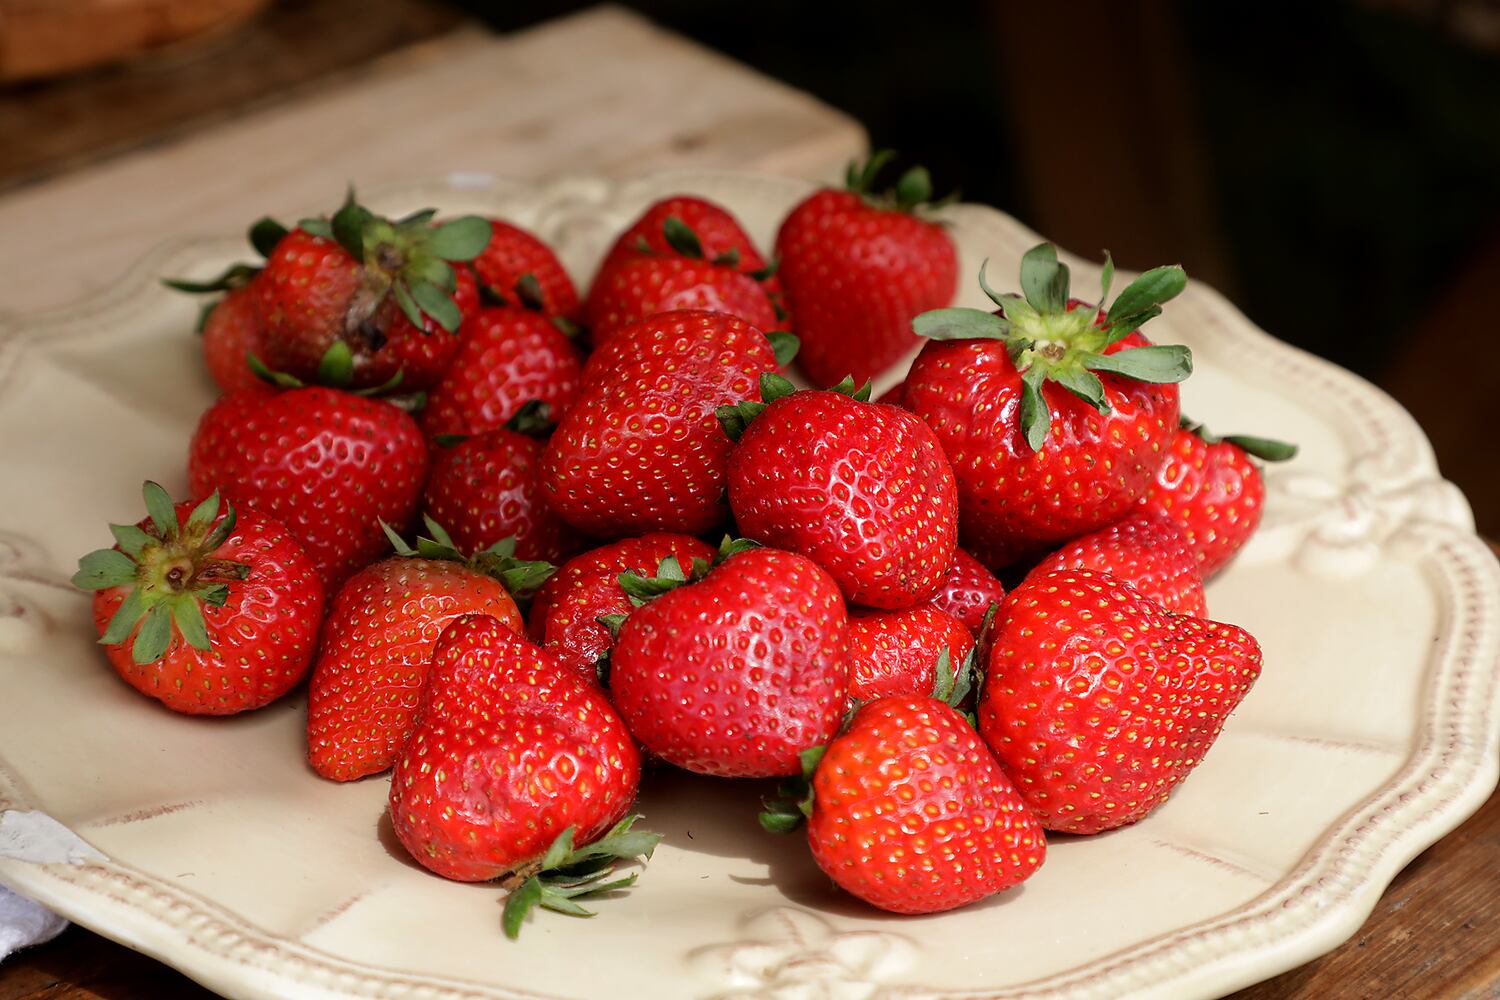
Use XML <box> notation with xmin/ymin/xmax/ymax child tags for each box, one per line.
<box><xmin>7</xmin><ymin>0</ymin><xmax>1500</xmax><ymax>531</ymax></box>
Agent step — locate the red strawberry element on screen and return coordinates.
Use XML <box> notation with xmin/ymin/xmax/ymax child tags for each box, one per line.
<box><xmin>469</xmin><ymin>219</ymin><xmax>579</xmax><ymax>319</ymax></box>
<box><xmin>422</xmin><ymin>429</ymin><xmax>579</xmax><ymax>563</ymax></box>
<box><xmin>597</xmin><ymin>196</ymin><xmax>774</xmax><ymax>281</ymax></box>
<box><xmin>1141</xmin><ymin>420</ymin><xmax>1297</xmax><ymax>577</ymax></box>
<box><xmin>389</xmin><ymin>614</ymin><xmax>655</xmax><ymax>937</ymax></box>
<box><xmin>1030</xmin><ymin>513</ymin><xmax>1206</xmax><ymax>616</ymax></box>
<box><xmin>907</xmin><ymin>245</ymin><xmax>1190</xmax><ymax>568</ymax></box>
<box><xmin>256</xmin><ymin>194</ymin><xmax>489</xmax><ymax>389</ymax></box>
<box><xmin>847</xmin><ymin>605</ymin><xmax>974</xmax><ymax>704</ymax></box>
<box><xmin>776</xmin><ymin>152</ymin><xmax>958</xmax><ymax>387</ymax></box>
<box><xmin>799</xmin><ymin>697</ymin><xmax>1046</xmax><ymax>914</ymax></box>
<box><xmin>979</xmin><ymin>569</ymin><xmax>1262</xmax><ymax>834</ymax></box>
<box><xmin>200</xmin><ymin>282</ymin><xmax>269</xmax><ymax>395</ymax></box>
<box><xmin>723</xmin><ymin>378</ymin><xmax>957</xmax><ymax>609</ymax></box>
<box><xmin>419</xmin><ymin>306</ymin><xmax>583</xmax><ymax>440</ymax></box>
<box><xmin>187</xmin><ymin>386</ymin><xmax>429</xmax><ymax>593</ymax></box>
<box><xmin>875</xmin><ymin>380</ymin><xmax>907</xmax><ymax>408</ymax></box>
<box><xmin>928</xmin><ymin>548</ymin><xmax>1006</xmax><ymax>634</ymax></box>
<box><xmin>73</xmin><ymin>483</ymin><xmax>322</xmax><ymax>715</ymax></box>
<box><xmin>306</xmin><ymin>522</ymin><xmax>535</xmax><ymax>781</ymax></box>
<box><xmin>610</xmin><ymin>546</ymin><xmax>849</xmax><ymax>778</ymax></box>
<box><xmin>584</xmin><ymin>253</ymin><xmax>777</xmax><ymax>348</ymax></box>
<box><xmin>541</xmin><ymin>310</ymin><xmax>780</xmax><ymax>538</ymax></box>
<box><xmin>528</xmin><ymin>533</ymin><xmax>715</xmax><ymax>680</ymax></box>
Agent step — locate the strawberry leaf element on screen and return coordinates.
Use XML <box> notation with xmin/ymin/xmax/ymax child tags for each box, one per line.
<box><xmin>162</xmin><ymin>263</ymin><xmax>261</xmax><ymax>295</ymax></box>
<box><xmin>73</xmin><ymin>549</ymin><xmax>138</xmax><ymax>591</ymax></box>
<box><xmin>894</xmin><ymin>165</ymin><xmax>933</xmax><ymax>210</ymax></box>
<box><xmin>1019</xmin><ymin>243</ymin><xmax>1069</xmax><ymax>314</ymax></box>
<box><xmin>1098</xmin><ymin>251</ymin><xmax>1115</xmax><ymax>306</ymax></box>
<box><xmin>661</xmin><ymin>217</ymin><xmax>704</xmax><ymax>259</ymax></box>
<box><xmin>184</xmin><ymin>491</ymin><xmax>222</xmax><ymax>534</ymax></box>
<box><xmin>1050</xmin><ymin>367</ymin><xmax>1108</xmax><ymax>412</ymax></box>
<box><xmin>1082</xmin><ymin>345</ymin><xmax>1193</xmax><ymax>384</ymax></box>
<box><xmin>249</xmin><ymin>217</ymin><xmax>289</xmax><ymax>258</ymax></box>
<box><xmin>410</xmin><ymin>281</ymin><xmax>463</xmax><ymax>332</ymax></box>
<box><xmin>315</xmin><ymin>341</ymin><xmax>356</xmax><ymax>387</ymax></box>
<box><xmin>142</xmin><ymin>482</ymin><xmax>177</xmax><ymax>540</ymax></box>
<box><xmin>1221</xmin><ymin>434</ymin><xmax>1298</xmax><ymax>462</ymax></box>
<box><xmin>829</xmin><ymin>376</ymin><xmax>873</xmax><ymax>401</ymax></box>
<box><xmin>425</xmin><ymin>216</ymin><xmax>491</xmax><ymax>261</ymax></box>
<box><xmin>98</xmin><ymin>587</ymin><xmax>147</xmax><ymax>645</ymax></box>
<box><xmin>1018</xmin><ymin>366</ymin><xmax>1050</xmax><ymax>451</ymax></box>
<box><xmin>131</xmin><ymin>604</ymin><xmax>173</xmax><ymax>664</ymax></box>
<box><xmin>330</xmin><ymin>188</ymin><xmax>374</xmax><ymax>261</ymax></box>
<box><xmin>1103</xmin><ymin>264</ymin><xmax>1186</xmax><ymax>338</ymax></box>
<box><xmin>170</xmin><ymin>598</ymin><xmax>211</xmax><ymax>652</ymax></box>
<box><xmin>391</xmin><ymin>281</ymin><xmax>425</xmax><ymax>330</ymax></box>
<box><xmin>514</xmin><ymin>273</ymin><xmax>545</xmax><ymax>311</ymax></box>
<box><xmin>912</xmin><ymin>307</ymin><xmax>1010</xmax><ymax>341</ymax></box>
<box><xmin>505</xmin><ymin>400</ymin><xmax>555</xmax><ymax>437</ymax></box>
<box><xmin>247</xmin><ymin>353</ymin><xmax>304</xmax><ymax>389</ymax></box>
<box><xmin>765</xmin><ymin>331</ymin><xmax>800</xmax><ymax>367</ymax></box>
<box><xmin>108</xmin><ymin>523</ymin><xmax>153</xmax><ymax>559</ymax></box>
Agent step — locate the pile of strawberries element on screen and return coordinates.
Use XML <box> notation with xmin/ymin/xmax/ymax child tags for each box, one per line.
<box><xmin>71</xmin><ymin>155</ymin><xmax>1296</xmax><ymax>933</ymax></box>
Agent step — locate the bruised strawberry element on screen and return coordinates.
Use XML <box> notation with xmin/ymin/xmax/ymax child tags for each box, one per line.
<box><xmin>908</xmin><ymin>245</ymin><xmax>1189</xmax><ymax>568</ymax></box>
<box><xmin>1141</xmin><ymin>420</ymin><xmax>1297</xmax><ymax>577</ymax></box>
<box><xmin>541</xmin><ymin>310</ymin><xmax>781</xmax><ymax>538</ymax></box>
<box><xmin>187</xmin><ymin>386</ymin><xmax>428</xmax><ymax>593</ymax></box>
<box><xmin>388</xmin><ymin>614</ymin><xmax>656</xmax><ymax>937</ymax></box>
<box><xmin>799</xmin><ymin>697</ymin><xmax>1045</xmax><ymax>914</ymax></box>
<box><xmin>469</xmin><ymin>219</ymin><xmax>579</xmax><ymax>319</ymax></box>
<box><xmin>306</xmin><ymin>521</ymin><xmax>540</xmax><ymax>781</ymax></box>
<box><xmin>723</xmin><ymin>377</ymin><xmax>957</xmax><ymax>609</ymax></box>
<box><xmin>422</xmin><ymin>429</ymin><xmax>579</xmax><ymax>563</ymax></box>
<box><xmin>528</xmin><ymin>533</ymin><xmax>715</xmax><ymax>681</ymax></box>
<box><xmin>1029</xmin><ymin>513</ymin><xmax>1206</xmax><ymax>616</ymax></box>
<box><xmin>73</xmin><ymin>483</ymin><xmax>322</xmax><ymax>715</ymax></box>
<box><xmin>610</xmin><ymin>546</ymin><xmax>849</xmax><ymax>778</ymax></box>
<box><xmin>847</xmin><ymin>605</ymin><xmax>974</xmax><ymax>705</ymax></box>
<box><xmin>776</xmin><ymin>152</ymin><xmax>957</xmax><ymax>387</ymax></box>
<box><xmin>979</xmin><ymin>569</ymin><xmax>1262</xmax><ymax>833</ymax></box>
<box><xmin>420</xmin><ymin>306</ymin><xmax>583</xmax><ymax>440</ymax></box>
<box><xmin>928</xmin><ymin>548</ymin><xmax>1006</xmax><ymax>634</ymax></box>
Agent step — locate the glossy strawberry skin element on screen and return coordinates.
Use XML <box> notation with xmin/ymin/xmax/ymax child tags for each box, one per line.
<box><xmin>92</xmin><ymin>502</ymin><xmax>323</xmax><ymax>715</ymax></box>
<box><xmin>423</xmin><ymin>431</ymin><xmax>579</xmax><ymax>563</ymax></box>
<box><xmin>584</xmin><ymin>254</ymin><xmax>777</xmax><ymax>348</ymax></box>
<box><xmin>257</xmin><ymin>228</ymin><xmax>478</xmax><ymax>390</ymax></box>
<box><xmin>469</xmin><ymin>219</ymin><xmax>579</xmax><ymax>319</ymax></box>
<box><xmin>306</xmin><ymin>558</ymin><xmax>524</xmax><ymax>782</ymax></box>
<box><xmin>776</xmin><ymin>189</ymin><xmax>957</xmax><ymax>387</ymax></box>
<box><xmin>389</xmin><ymin>614</ymin><xmax>640</xmax><ymax>882</ymax></box>
<box><xmin>187</xmin><ymin>387</ymin><xmax>429</xmax><ymax>593</ymax></box>
<box><xmin>610</xmin><ymin>548</ymin><xmax>850</xmax><ymax>778</ymax></box>
<box><xmin>541</xmin><ymin>310</ymin><xmax>780</xmax><ymax>539</ymax></box>
<box><xmin>728</xmin><ymin>390</ymin><xmax>957</xmax><ymax>609</ymax></box>
<box><xmin>808</xmin><ymin>696</ymin><xmax>1046</xmax><ymax>915</ymax></box>
<box><xmin>528</xmin><ymin>533</ymin><xmax>716</xmax><ymax>680</ymax></box>
<box><xmin>597</xmin><ymin>196</ymin><xmax>774</xmax><ymax>279</ymax></box>
<box><xmin>906</xmin><ymin>331</ymin><xmax>1179</xmax><ymax>569</ymax></box>
<box><xmin>979</xmin><ymin>569</ymin><xmax>1262</xmax><ymax>834</ymax></box>
<box><xmin>928</xmin><ymin>549</ymin><xmax>1006</xmax><ymax>634</ymax></box>
<box><xmin>201</xmin><ymin>282</ymin><xmax>269</xmax><ymax>395</ymax></box>
<box><xmin>1141</xmin><ymin>429</ymin><xmax>1266</xmax><ymax>577</ymax></box>
<box><xmin>420</xmin><ymin>307</ymin><xmax>583</xmax><ymax>440</ymax></box>
<box><xmin>847</xmin><ymin>606</ymin><xmax>973</xmax><ymax>704</ymax></box>
<box><xmin>1030</xmin><ymin>513</ymin><xmax>1206</xmax><ymax>616</ymax></box>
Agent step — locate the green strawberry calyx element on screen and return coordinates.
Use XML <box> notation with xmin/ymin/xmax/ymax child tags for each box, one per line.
<box><xmin>913</xmin><ymin>243</ymin><xmax>1194</xmax><ymax>451</ymax></box>
<box><xmin>845</xmin><ymin>149</ymin><xmax>957</xmax><ymax>215</ymax></box>
<box><xmin>299</xmin><ymin>189</ymin><xmax>490</xmax><ymax>335</ymax></box>
<box><xmin>616</xmin><ymin>537</ymin><xmax>760</xmax><ymax>606</ymax></box>
<box><xmin>162</xmin><ymin>217</ymin><xmax>289</xmax><ymax>296</ymax></box>
<box><xmin>245</xmin><ymin>346</ymin><xmax>407</xmax><ymax>397</ymax></box>
<box><xmin>500</xmin><ymin>814</ymin><xmax>663</xmax><ymax>940</ymax></box>
<box><xmin>715</xmin><ymin>373</ymin><xmax>869</xmax><ymax>443</ymax></box>
<box><xmin>1181</xmin><ymin>416</ymin><xmax>1298</xmax><ymax>462</ymax></box>
<box><xmin>380</xmin><ymin>517</ymin><xmax>555</xmax><ymax>602</ymax></box>
<box><xmin>72</xmin><ymin>483</ymin><xmax>250</xmax><ymax>665</ymax></box>
<box><xmin>757</xmin><ymin>745</ymin><xmax>827</xmax><ymax>835</ymax></box>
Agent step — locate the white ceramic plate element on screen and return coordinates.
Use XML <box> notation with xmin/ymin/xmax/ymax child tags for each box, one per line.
<box><xmin>1</xmin><ymin>172</ymin><xmax>1497</xmax><ymax>1000</ymax></box>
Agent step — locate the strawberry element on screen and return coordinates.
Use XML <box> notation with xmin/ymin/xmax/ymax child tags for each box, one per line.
<box><xmin>721</xmin><ymin>376</ymin><xmax>957</xmax><ymax>609</ymax></box>
<box><xmin>306</xmin><ymin>520</ymin><xmax>541</xmax><ymax>781</ymax></box>
<box><xmin>199</xmin><ymin>282</ymin><xmax>269</xmax><ymax>395</ymax></box>
<box><xmin>388</xmin><ymin>614</ymin><xmax>655</xmax><ymax>937</ymax></box>
<box><xmin>187</xmin><ymin>386</ymin><xmax>429</xmax><ymax>593</ymax></box>
<box><xmin>775</xmin><ymin>151</ymin><xmax>958</xmax><ymax>387</ymax></box>
<box><xmin>610</xmin><ymin>546</ymin><xmax>849</xmax><ymax>778</ymax></box>
<box><xmin>540</xmin><ymin>310</ymin><xmax>781</xmax><ymax>538</ymax></box>
<box><xmin>596</xmin><ymin>196</ymin><xmax>775</xmax><ymax>282</ymax></box>
<box><xmin>875</xmin><ymin>380</ymin><xmax>907</xmax><ymax>408</ymax></box>
<box><xmin>1141</xmin><ymin>419</ymin><xmax>1297</xmax><ymax>577</ymax></box>
<box><xmin>256</xmin><ymin>192</ymin><xmax>489</xmax><ymax>390</ymax></box>
<box><xmin>72</xmin><ymin>483</ymin><xmax>322</xmax><ymax>715</ymax></box>
<box><xmin>1029</xmin><ymin>513</ymin><xmax>1206</xmax><ymax>616</ymax></box>
<box><xmin>847</xmin><ymin>605</ymin><xmax>974</xmax><ymax>704</ymax></box>
<box><xmin>908</xmin><ymin>244</ymin><xmax>1191</xmax><ymax>568</ymax></box>
<box><xmin>422</xmin><ymin>428</ymin><xmax>579</xmax><ymax>564</ymax></box>
<box><xmin>928</xmin><ymin>548</ymin><xmax>1006</xmax><ymax>634</ymax></box>
<box><xmin>979</xmin><ymin>569</ymin><xmax>1262</xmax><ymax>834</ymax></box>
<box><xmin>584</xmin><ymin>252</ymin><xmax>778</xmax><ymax>348</ymax></box>
<box><xmin>527</xmin><ymin>533</ymin><xmax>715</xmax><ymax>680</ymax></box>
<box><xmin>783</xmin><ymin>697</ymin><xmax>1046</xmax><ymax>915</ymax></box>
<box><xmin>469</xmin><ymin>219</ymin><xmax>579</xmax><ymax>320</ymax></box>
<box><xmin>419</xmin><ymin>306</ymin><xmax>583</xmax><ymax>440</ymax></box>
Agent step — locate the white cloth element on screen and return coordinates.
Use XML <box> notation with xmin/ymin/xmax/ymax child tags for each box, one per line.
<box><xmin>0</xmin><ymin>884</ymin><xmax>66</xmax><ymax>961</ymax></box>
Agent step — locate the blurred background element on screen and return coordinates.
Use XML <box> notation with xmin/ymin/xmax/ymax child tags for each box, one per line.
<box><xmin>3</xmin><ymin>0</ymin><xmax>1498</xmax><ymax>532</ymax></box>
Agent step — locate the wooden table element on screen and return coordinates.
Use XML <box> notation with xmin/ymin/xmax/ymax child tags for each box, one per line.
<box><xmin>0</xmin><ymin>5</ymin><xmax>1495</xmax><ymax>998</ymax></box>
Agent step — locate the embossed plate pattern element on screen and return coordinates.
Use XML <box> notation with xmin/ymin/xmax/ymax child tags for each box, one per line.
<box><xmin>0</xmin><ymin>172</ymin><xmax>1497</xmax><ymax>1000</ymax></box>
